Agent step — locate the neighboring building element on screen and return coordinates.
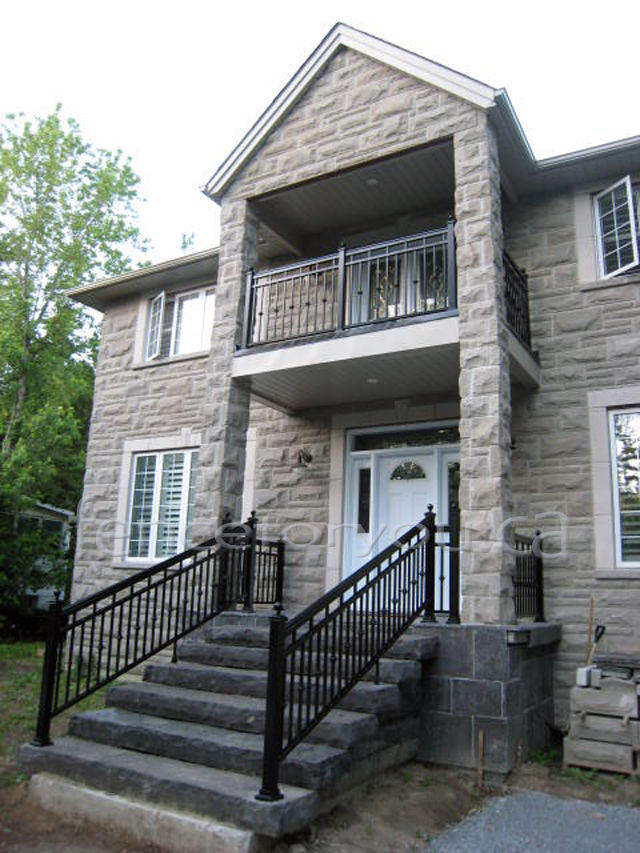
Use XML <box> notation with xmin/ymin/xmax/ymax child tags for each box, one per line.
<box><xmin>15</xmin><ymin>503</ymin><xmax>75</xmax><ymax>608</ymax></box>
<box><xmin>67</xmin><ymin>23</ymin><xmax>640</xmax><ymax>759</ymax></box>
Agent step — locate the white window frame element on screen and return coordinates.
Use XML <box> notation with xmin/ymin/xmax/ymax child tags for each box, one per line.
<box><xmin>144</xmin><ymin>292</ymin><xmax>165</xmax><ymax>361</ymax></box>
<box><xmin>594</xmin><ymin>175</ymin><xmax>639</xmax><ymax>279</ymax></box>
<box><xmin>124</xmin><ymin>446</ymin><xmax>199</xmax><ymax>562</ymax></box>
<box><xmin>169</xmin><ymin>289</ymin><xmax>216</xmax><ymax>357</ymax></box>
<box><xmin>143</xmin><ymin>287</ymin><xmax>215</xmax><ymax>363</ymax></box>
<box><xmin>608</xmin><ymin>407</ymin><xmax>640</xmax><ymax>569</ymax></box>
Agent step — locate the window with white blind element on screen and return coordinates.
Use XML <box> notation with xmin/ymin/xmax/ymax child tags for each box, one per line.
<box><xmin>594</xmin><ymin>176</ymin><xmax>640</xmax><ymax>279</ymax></box>
<box><xmin>126</xmin><ymin>449</ymin><xmax>199</xmax><ymax>559</ymax></box>
<box><xmin>144</xmin><ymin>288</ymin><xmax>215</xmax><ymax>361</ymax></box>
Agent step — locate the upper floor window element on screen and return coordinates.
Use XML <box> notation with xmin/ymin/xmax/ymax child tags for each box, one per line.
<box><xmin>144</xmin><ymin>288</ymin><xmax>215</xmax><ymax>361</ymax></box>
<box><xmin>594</xmin><ymin>176</ymin><xmax>640</xmax><ymax>279</ymax></box>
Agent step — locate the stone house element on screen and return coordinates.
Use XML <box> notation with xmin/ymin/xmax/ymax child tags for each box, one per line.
<box><xmin>24</xmin><ymin>22</ymin><xmax>640</xmax><ymax>842</ymax></box>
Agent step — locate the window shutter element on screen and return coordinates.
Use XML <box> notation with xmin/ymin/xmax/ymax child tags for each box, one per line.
<box><xmin>155</xmin><ymin>453</ymin><xmax>186</xmax><ymax>557</ymax></box>
<box><xmin>595</xmin><ymin>176</ymin><xmax>639</xmax><ymax>278</ymax></box>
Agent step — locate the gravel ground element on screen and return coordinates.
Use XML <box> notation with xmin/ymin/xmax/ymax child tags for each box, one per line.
<box><xmin>424</xmin><ymin>790</ymin><xmax>640</xmax><ymax>853</ymax></box>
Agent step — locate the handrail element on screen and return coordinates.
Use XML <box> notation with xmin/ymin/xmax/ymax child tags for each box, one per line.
<box><xmin>257</xmin><ymin>504</ymin><xmax>460</xmax><ymax>801</ymax></box>
<box><xmin>32</xmin><ymin>512</ymin><xmax>284</xmax><ymax>747</ymax></box>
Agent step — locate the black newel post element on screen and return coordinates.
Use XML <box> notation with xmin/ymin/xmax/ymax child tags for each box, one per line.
<box><xmin>243</xmin><ymin>511</ymin><xmax>258</xmax><ymax>612</ymax></box>
<box><xmin>422</xmin><ymin>505</ymin><xmax>436</xmax><ymax>622</ymax></box>
<box><xmin>447</xmin><ymin>503</ymin><xmax>461</xmax><ymax>624</ymax></box>
<box><xmin>243</xmin><ymin>269</ymin><xmax>255</xmax><ymax>349</ymax></box>
<box><xmin>256</xmin><ymin>604</ymin><xmax>286</xmax><ymax>801</ymax></box>
<box><xmin>32</xmin><ymin>592</ymin><xmax>63</xmax><ymax>747</ymax></box>
<box><xmin>446</xmin><ymin>215</ymin><xmax>456</xmax><ymax>310</ymax></box>
<box><xmin>534</xmin><ymin>529</ymin><xmax>545</xmax><ymax>623</ymax></box>
<box><xmin>275</xmin><ymin>537</ymin><xmax>285</xmax><ymax>604</ymax></box>
<box><xmin>336</xmin><ymin>243</ymin><xmax>346</xmax><ymax>331</ymax></box>
<box><xmin>220</xmin><ymin>511</ymin><xmax>234</xmax><ymax>609</ymax></box>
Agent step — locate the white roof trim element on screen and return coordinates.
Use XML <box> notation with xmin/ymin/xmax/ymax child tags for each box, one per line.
<box><xmin>204</xmin><ymin>23</ymin><xmax>497</xmax><ymax>200</ymax></box>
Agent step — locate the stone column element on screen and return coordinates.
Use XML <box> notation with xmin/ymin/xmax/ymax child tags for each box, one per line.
<box><xmin>191</xmin><ymin>198</ymin><xmax>259</xmax><ymax>538</ymax></box>
<box><xmin>454</xmin><ymin>114</ymin><xmax>515</xmax><ymax>625</ymax></box>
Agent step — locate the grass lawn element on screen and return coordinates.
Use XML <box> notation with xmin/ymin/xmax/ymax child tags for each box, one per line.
<box><xmin>0</xmin><ymin>641</ymin><xmax>107</xmax><ymax>788</ymax></box>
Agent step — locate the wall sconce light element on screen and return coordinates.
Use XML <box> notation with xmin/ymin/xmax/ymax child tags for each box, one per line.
<box><xmin>298</xmin><ymin>448</ymin><xmax>313</xmax><ymax>466</ymax></box>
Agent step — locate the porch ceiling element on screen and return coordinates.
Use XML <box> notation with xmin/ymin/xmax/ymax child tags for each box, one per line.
<box><xmin>232</xmin><ymin>317</ymin><xmax>460</xmax><ymax>412</ymax></box>
<box><xmin>253</xmin><ymin>142</ymin><xmax>454</xmax><ymax>259</ymax></box>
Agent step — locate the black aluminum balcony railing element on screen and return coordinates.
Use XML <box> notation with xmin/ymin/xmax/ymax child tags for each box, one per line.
<box><xmin>503</xmin><ymin>251</ymin><xmax>532</xmax><ymax>351</ymax></box>
<box><xmin>243</xmin><ymin>221</ymin><xmax>457</xmax><ymax>348</ymax></box>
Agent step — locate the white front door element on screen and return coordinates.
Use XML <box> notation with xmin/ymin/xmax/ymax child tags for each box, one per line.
<box><xmin>342</xmin><ymin>435</ymin><xmax>458</xmax><ymax>579</ymax></box>
<box><xmin>375</xmin><ymin>451</ymin><xmax>437</xmax><ymax>554</ymax></box>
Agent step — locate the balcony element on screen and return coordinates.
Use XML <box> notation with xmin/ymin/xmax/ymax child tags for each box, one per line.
<box><xmin>242</xmin><ymin>223</ymin><xmax>456</xmax><ymax>349</ymax></box>
<box><xmin>233</xmin><ymin>226</ymin><xmax>538</xmax><ymax>412</ymax></box>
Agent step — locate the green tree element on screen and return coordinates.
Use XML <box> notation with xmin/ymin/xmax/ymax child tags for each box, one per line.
<box><xmin>0</xmin><ymin>106</ymin><xmax>146</xmax><ymax>609</ymax></box>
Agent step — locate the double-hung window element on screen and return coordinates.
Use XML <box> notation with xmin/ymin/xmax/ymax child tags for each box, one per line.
<box><xmin>609</xmin><ymin>408</ymin><xmax>640</xmax><ymax>566</ymax></box>
<box><xmin>594</xmin><ymin>176</ymin><xmax>640</xmax><ymax>279</ymax></box>
<box><xmin>144</xmin><ymin>288</ymin><xmax>215</xmax><ymax>361</ymax></box>
<box><xmin>127</xmin><ymin>449</ymin><xmax>199</xmax><ymax>560</ymax></box>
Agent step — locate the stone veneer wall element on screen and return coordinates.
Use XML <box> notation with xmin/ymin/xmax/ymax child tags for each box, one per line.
<box><xmin>454</xmin><ymin>117</ymin><xmax>514</xmax><ymax>625</ymax></box>
<box><xmin>506</xmin><ymin>191</ymin><xmax>640</xmax><ymax>723</ymax></box>
<box><xmin>247</xmin><ymin>400</ymin><xmax>332</xmax><ymax>608</ymax></box>
<box><xmin>73</xmin><ymin>299</ymin><xmax>209</xmax><ymax>600</ymax></box>
<box><xmin>201</xmin><ymin>45</ymin><xmax>513</xmax><ymax>623</ymax></box>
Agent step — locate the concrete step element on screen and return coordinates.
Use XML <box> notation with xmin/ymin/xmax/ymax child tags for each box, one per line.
<box><xmin>178</xmin><ymin>641</ymin><xmax>422</xmax><ymax>683</ymax></box>
<box><xmin>69</xmin><ymin>708</ymin><xmax>348</xmax><ymax>790</ymax></box>
<box><xmin>19</xmin><ymin>737</ymin><xmax>316</xmax><ymax>838</ymax></box>
<box><xmin>203</xmin><ymin>622</ymin><xmax>438</xmax><ymax>663</ymax></box>
<box><xmin>205</xmin><ymin>624</ymin><xmax>270</xmax><ymax>648</ymax></box>
<box><xmin>143</xmin><ymin>661</ymin><xmax>406</xmax><ymax>715</ymax></box>
<box><xmin>106</xmin><ymin>680</ymin><xmax>380</xmax><ymax>750</ymax></box>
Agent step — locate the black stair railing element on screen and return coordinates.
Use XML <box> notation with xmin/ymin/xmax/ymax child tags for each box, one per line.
<box><xmin>257</xmin><ymin>504</ymin><xmax>460</xmax><ymax>801</ymax></box>
<box><xmin>32</xmin><ymin>512</ymin><xmax>284</xmax><ymax>748</ymax></box>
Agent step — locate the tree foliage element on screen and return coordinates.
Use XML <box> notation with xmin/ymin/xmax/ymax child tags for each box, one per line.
<box><xmin>0</xmin><ymin>106</ymin><xmax>146</xmax><ymax>607</ymax></box>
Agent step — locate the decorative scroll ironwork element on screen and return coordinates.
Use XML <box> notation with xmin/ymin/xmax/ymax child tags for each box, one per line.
<box><xmin>32</xmin><ymin>514</ymin><xmax>283</xmax><ymax>748</ymax></box>
<box><xmin>257</xmin><ymin>504</ymin><xmax>460</xmax><ymax>801</ymax></box>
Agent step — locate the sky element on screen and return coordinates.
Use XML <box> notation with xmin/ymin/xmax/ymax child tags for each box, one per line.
<box><xmin>2</xmin><ymin>0</ymin><xmax>639</xmax><ymax>266</ymax></box>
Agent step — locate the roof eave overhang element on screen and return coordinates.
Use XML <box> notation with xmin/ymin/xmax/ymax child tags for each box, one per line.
<box><xmin>204</xmin><ymin>23</ymin><xmax>498</xmax><ymax>202</ymax></box>
<box><xmin>67</xmin><ymin>247</ymin><xmax>219</xmax><ymax>312</ymax></box>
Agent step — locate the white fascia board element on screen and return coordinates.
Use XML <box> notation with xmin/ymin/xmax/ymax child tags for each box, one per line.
<box><xmin>204</xmin><ymin>23</ymin><xmax>497</xmax><ymax>201</ymax></box>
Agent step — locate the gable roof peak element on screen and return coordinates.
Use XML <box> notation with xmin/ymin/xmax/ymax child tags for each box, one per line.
<box><xmin>204</xmin><ymin>22</ymin><xmax>498</xmax><ymax>201</ymax></box>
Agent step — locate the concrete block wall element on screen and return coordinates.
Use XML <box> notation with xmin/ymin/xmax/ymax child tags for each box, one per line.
<box><xmin>505</xmin><ymin>192</ymin><xmax>640</xmax><ymax>723</ymax></box>
<box><xmin>417</xmin><ymin>623</ymin><xmax>560</xmax><ymax>774</ymax></box>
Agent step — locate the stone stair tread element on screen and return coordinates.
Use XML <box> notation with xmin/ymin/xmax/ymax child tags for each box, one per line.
<box><xmin>178</xmin><ymin>643</ymin><xmax>422</xmax><ymax>683</ymax></box>
<box><xmin>142</xmin><ymin>660</ymin><xmax>404</xmax><ymax>713</ymax></box>
<box><xmin>205</xmin><ymin>625</ymin><xmax>270</xmax><ymax>647</ymax></box>
<box><xmin>70</xmin><ymin>708</ymin><xmax>348</xmax><ymax>790</ymax></box>
<box><xmin>19</xmin><ymin>737</ymin><xmax>316</xmax><ymax>838</ymax></box>
<box><xmin>107</xmin><ymin>680</ymin><xmax>380</xmax><ymax>747</ymax></box>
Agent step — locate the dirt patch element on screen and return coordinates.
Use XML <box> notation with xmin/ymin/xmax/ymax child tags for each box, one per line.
<box><xmin>1</xmin><ymin>757</ymin><xmax>639</xmax><ymax>853</ymax></box>
<box><xmin>285</xmin><ymin>763</ymin><xmax>484</xmax><ymax>852</ymax></box>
